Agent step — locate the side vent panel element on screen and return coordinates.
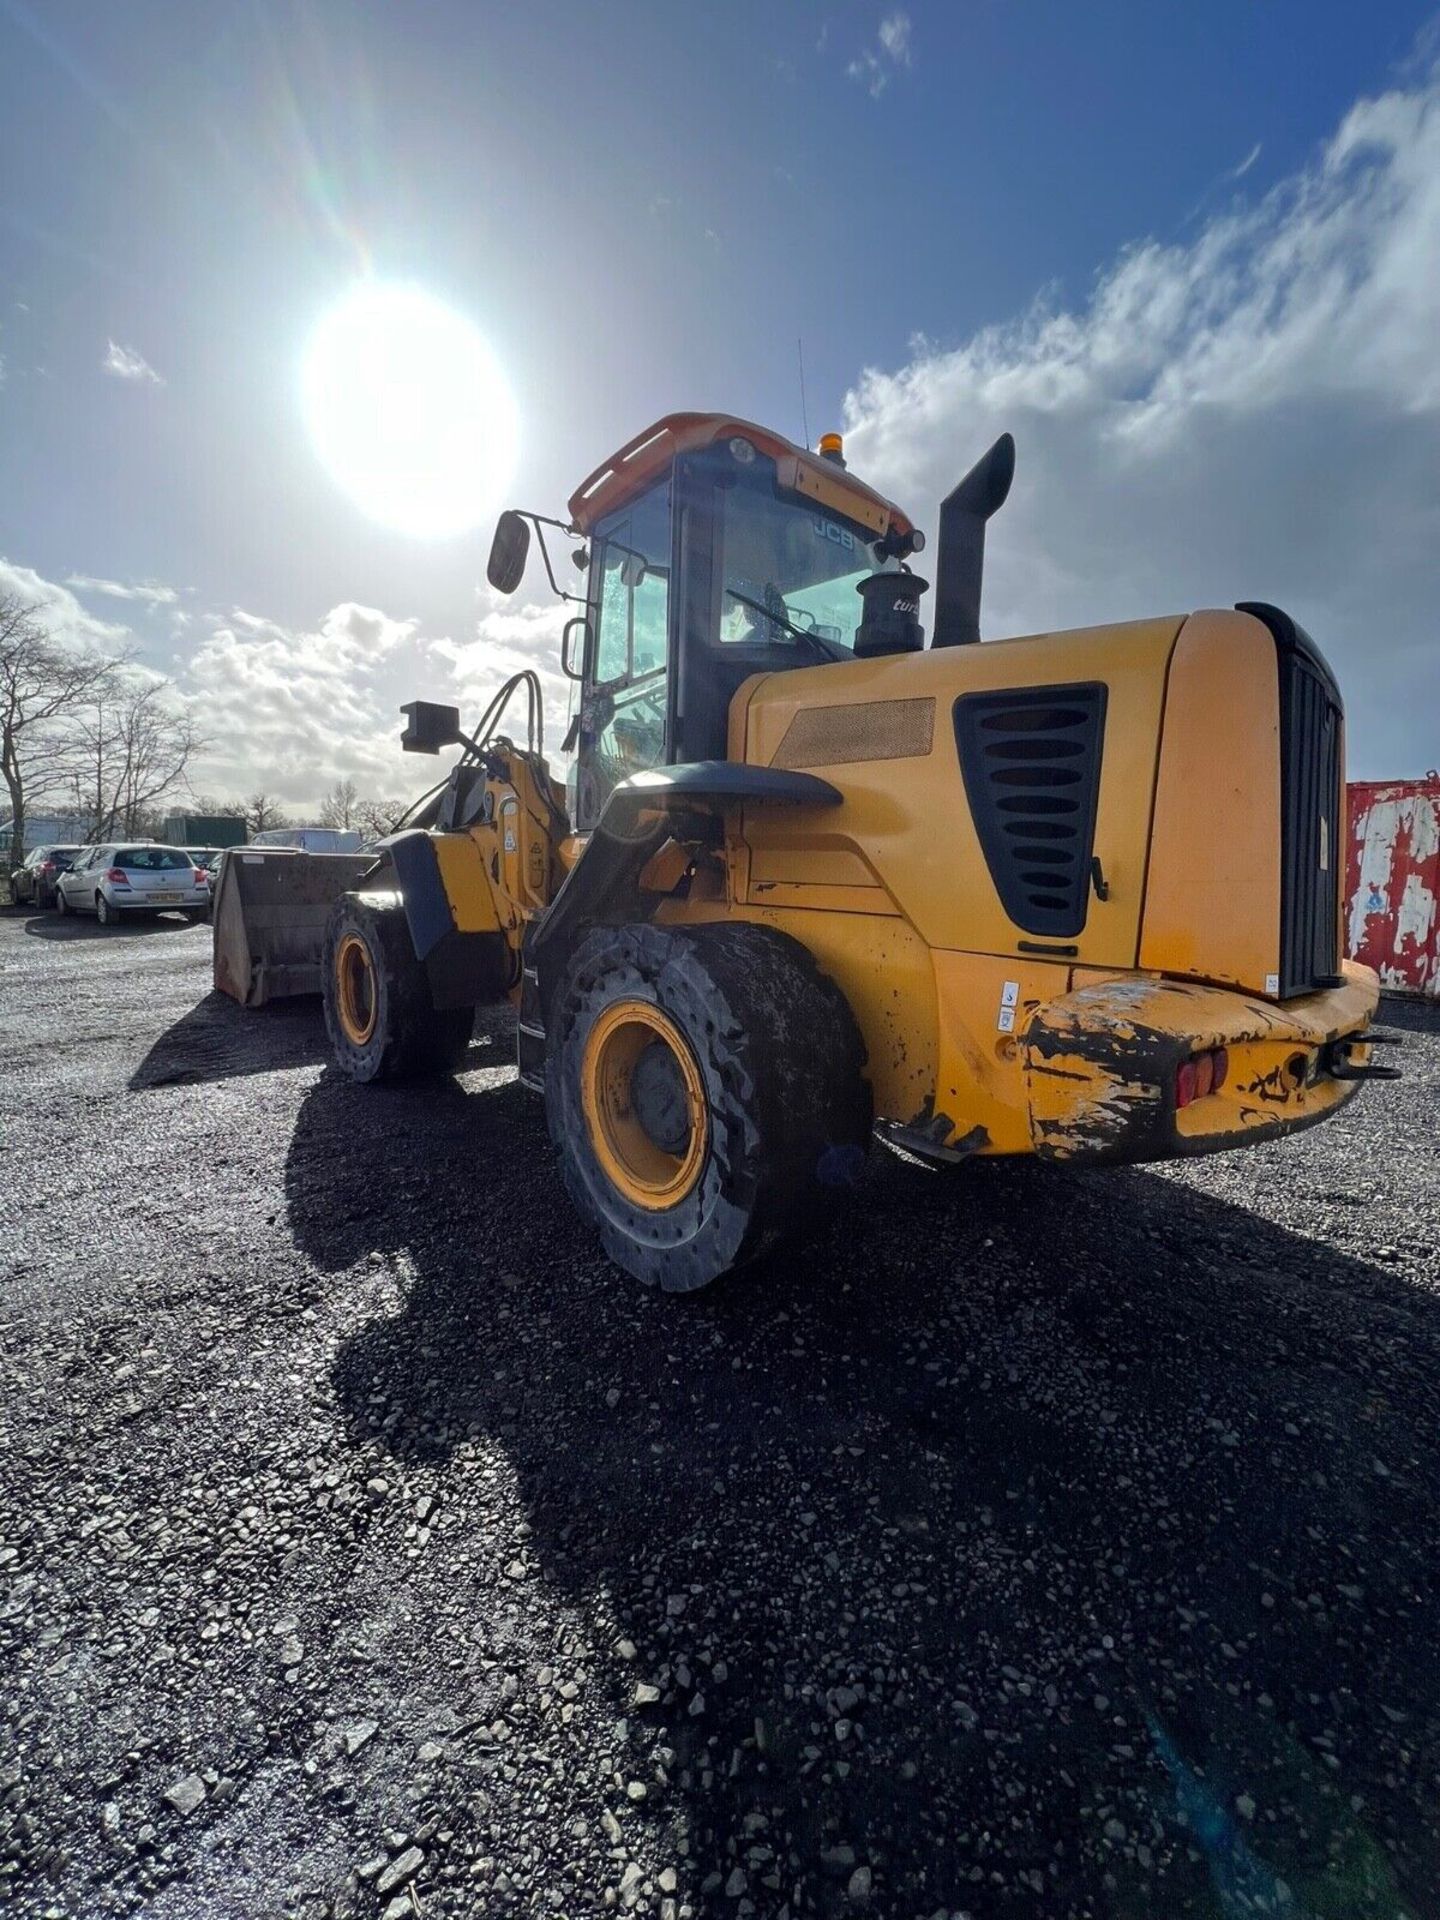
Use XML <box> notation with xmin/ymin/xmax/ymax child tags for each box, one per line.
<box><xmin>954</xmin><ymin>683</ymin><xmax>1108</xmax><ymax>938</ymax></box>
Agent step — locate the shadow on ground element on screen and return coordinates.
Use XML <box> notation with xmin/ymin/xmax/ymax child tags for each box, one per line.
<box><xmin>282</xmin><ymin>1052</ymin><xmax>1439</xmax><ymax>1918</ymax></box>
<box><xmin>130</xmin><ymin>996</ymin><xmax>510</xmax><ymax>1090</ymax></box>
<box><xmin>21</xmin><ymin>909</ymin><xmax>200</xmax><ymax>942</ymax></box>
<box><xmin>130</xmin><ymin>989</ymin><xmax>332</xmax><ymax>1087</ymax></box>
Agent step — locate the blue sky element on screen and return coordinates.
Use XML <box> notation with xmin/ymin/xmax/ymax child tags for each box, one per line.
<box><xmin>1</xmin><ymin>1</ymin><xmax>1437</xmax><ymax>804</ymax></box>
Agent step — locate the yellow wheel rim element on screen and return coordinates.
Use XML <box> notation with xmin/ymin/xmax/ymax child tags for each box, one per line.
<box><xmin>335</xmin><ymin>933</ymin><xmax>378</xmax><ymax>1046</ymax></box>
<box><xmin>580</xmin><ymin>1000</ymin><xmax>708</xmax><ymax>1211</ymax></box>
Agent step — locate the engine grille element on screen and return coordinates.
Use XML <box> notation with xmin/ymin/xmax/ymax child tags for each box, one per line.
<box><xmin>954</xmin><ymin>683</ymin><xmax>1108</xmax><ymax>939</ymax></box>
<box><xmin>1270</xmin><ymin>621</ymin><xmax>1344</xmax><ymax>996</ymax></box>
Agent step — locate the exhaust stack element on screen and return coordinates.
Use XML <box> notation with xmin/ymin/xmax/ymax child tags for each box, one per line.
<box><xmin>931</xmin><ymin>433</ymin><xmax>1015</xmax><ymax>647</ymax></box>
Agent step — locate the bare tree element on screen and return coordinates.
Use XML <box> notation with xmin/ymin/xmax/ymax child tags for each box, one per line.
<box><xmin>63</xmin><ymin>677</ymin><xmax>207</xmax><ymax>841</ymax></box>
<box><xmin>187</xmin><ymin>792</ymin><xmax>251</xmax><ymax>827</ymax></box>
<box><xmin>0</xmin><ymin>593</ymin><xmax>121</xmax><ymax>867</ymax></box>
<box><xmin>353</xmin><ymin>795</ymin><xmax>408</xmax><ymax>842</ymax></box>
<box><xmin>318</xmin><ymin>777</ymin><xmax>359</xmax><ymax>830</ymax></box>
<box><xmin>244</xmin><ymin>792</ymin><xmax>288</xmax><ymax>834</ymax></box>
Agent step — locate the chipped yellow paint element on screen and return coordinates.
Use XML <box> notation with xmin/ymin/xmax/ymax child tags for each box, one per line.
<box><xmin>432</xmin><ymin>832</ymin><xmax>503</xmax><ymax>933</ymax></box>
<box><xmin>1023</xmin><ymin>962</ymin><xmax>1379</xmax><ymax>1160</ymax></box>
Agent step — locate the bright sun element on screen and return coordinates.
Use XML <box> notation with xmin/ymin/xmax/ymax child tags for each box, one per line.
<box><xmin>302</xmin><ymin>283</ymin><xmax>518</xmax><ymax>539</ymax></box>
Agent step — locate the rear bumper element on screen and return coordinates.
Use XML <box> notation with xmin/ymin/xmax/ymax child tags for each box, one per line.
<box><xmin>1023</xmin><ymin>961</ymin><xmax>1382</xmax><ymax>1164</ymax></box>
<box><xmin>109</xmin><ymin>893</ymin><xmax>207</xmax><ymax>910</ymax></box>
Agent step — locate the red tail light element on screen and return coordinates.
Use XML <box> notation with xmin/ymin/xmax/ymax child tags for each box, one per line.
<box><xmin>192</xmin><ymin>868</ymin><xmax>206</xmax><ymax>885</ymax></box>
<box><xmin>105</xmin><ymin>868</ymin><xmax>130</xmax><ymax>885</ymax></box>
<box><xmin>1176</xmin><ymin>1046</ymin><xmax>1230</xmax><ymax>1110</ymax></box>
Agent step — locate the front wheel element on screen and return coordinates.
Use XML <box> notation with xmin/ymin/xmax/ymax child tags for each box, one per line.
<box><xmin>545</xmin><ymin>922</ymin><xmax>871</xmax><ymax>1291</ymax></box>
<box><xmin>54</xmin><ymin>886</ymin><xmax>69</xmax><ymax>916</ymax></box>
<box><xmin>322</xmin><ymin>891</ymin><xmax>474</xmax><ymax>1082</ymax></box>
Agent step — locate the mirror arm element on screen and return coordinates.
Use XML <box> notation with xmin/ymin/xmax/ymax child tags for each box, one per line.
<box><xmin>524</xmin><ymin>513</ymin><xmax>587</xmax><ymax>606</ymax></box>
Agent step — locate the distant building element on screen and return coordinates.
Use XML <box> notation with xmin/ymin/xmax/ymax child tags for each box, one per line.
<box><xmin>160</xmin><ymin>813</ymin><xmax>248</xmax><ymax>848</ymax></box>
<box><xmin>1</xmin><ymin>812</ymin><xmax>92</xmax><ymax>854</ymax></box>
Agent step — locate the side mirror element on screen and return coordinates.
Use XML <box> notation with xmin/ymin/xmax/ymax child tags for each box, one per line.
<box><xmin>487</xmin><ymin>510</ymin><xmax>530</xmax><ymax>595</ymax></box>
<box><xmin>400</xmin><ymin>700</ymin><xmax>463</xmax><ymax>755</ymax></box>
<box><xmin>561</xmin><ymin>615</ymin><xmax>588</xmax><ymax>682</ymax></box>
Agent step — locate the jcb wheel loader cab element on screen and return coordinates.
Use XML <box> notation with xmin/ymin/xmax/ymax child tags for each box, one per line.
<box><xmin>322</xmin><ymin>892</ymin><xmax>474</xmax><ymax>1080</ymax></box>
<box><xmin>545</xmin><ymin>922</ymin><xmax>870</xmax><ymax>1291</ymax></box>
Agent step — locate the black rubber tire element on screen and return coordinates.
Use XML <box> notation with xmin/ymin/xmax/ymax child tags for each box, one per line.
<box><xmin>546</xmin><ymin>921</ymin><xmax>871</xmax><ymax>1292</ymax></box>
<box><xmin>95</xmin><ymin>892</ymin><xmax>114</xmax><ymax>927</ymax></box>
<box><xmin>54</xmin><ymin>886</ymin><xmax>68</xmax><ymax>916</ymax></box>
<box><xmin>321</xmin><ymin>890</ymin><xmax>474</xmax><ymax>1082</ymax></box>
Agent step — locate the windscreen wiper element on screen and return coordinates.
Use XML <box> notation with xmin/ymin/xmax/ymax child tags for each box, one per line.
<box><xmin>725</xmin><ymin>588</ymin><xmax>844</xmax><ymax>662</ymax></box>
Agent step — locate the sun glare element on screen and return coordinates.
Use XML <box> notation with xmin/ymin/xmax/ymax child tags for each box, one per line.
<box><xmin>302</xmin><ymin>284</ymin><xmax>518</xmax><ymax>539</ymax></box>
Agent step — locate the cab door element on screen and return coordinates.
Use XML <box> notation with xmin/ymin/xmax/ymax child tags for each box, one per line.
<box><xmin>574</xmin><ymin>478</ymin><xmax>673</xmax><ymax>830</ymax></box>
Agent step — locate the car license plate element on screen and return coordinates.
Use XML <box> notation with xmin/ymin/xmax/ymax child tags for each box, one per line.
<box><xmin>153</xmin><ymin>891</ymin><xmax>182</xmax><ymax>902</ymax></box>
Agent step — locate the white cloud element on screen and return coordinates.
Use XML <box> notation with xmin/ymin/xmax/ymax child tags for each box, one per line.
<box><xmin>182</xmin><ymin>601</ymin><xmax>429</xmax><ymax>808</ymax></box>
<box><xmin>429</xmin><ymin>599</ymin><xmax>575</xmax><ymax>764</ymax></box>
<box><xmin>3</xmin><ymin>554</ymin><xmax>567</xmax><ymax>815</ymax></box>
<box><xmin>842</xmin><ymin>59</ymin><xmax>1440</xmax><ymax>776</ymax></box>
<box><xmin>102</xmin><ymin>340</ymin><xmax>163</xmax><ymax>384</ymax></box>
<box><xmin>65</xmin><ymin>573</ymin><xmax>178</xmax><ymax>607</ymax></box>
<box><xmin>1230</xmin><ymin>140</ymin><xmax>1262</xmax><ymax>181</ymax></box>
<box><xmin>848</xmin><ymin>9</ymin><xmax>913</xmax><ymax>95</ymax></box>
<box><xmin>0</xmin><ymin>558</ymin><xmax>133</xmax><ymax>649</ymax></box>
<box><xmin>878</xmin><ymin>12</ymin><xmax>912</xmax><ymax>65</ymax></box>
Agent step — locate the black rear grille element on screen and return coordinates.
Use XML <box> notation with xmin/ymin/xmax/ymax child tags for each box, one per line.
<box><xmin>1241</xmin><ymin>604</ymin><xmax>1344</xmax><ymax>997</ymax></box>
<box><xmin>954</xmin><ymin>683</ymin><xmax>1107</xmax><ymax>938</ymax></box>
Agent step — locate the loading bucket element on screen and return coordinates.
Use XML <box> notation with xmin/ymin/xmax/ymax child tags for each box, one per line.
<box><xmin>213</xmin><ymin>849</ymin><xmax>373</xmax><ymax>1006</ymax></box>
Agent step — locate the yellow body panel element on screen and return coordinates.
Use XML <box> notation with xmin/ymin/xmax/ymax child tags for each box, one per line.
<box><xmin>432</xmin><ymin>832</ymin><xmax>504</xmax><ymax>935</ymax></box>
<box><xmin>736</xmin><ymin>616</ymin><xmax>1184</xmax><ymax>967</ymax></box>
<box><xmin>427</xmin><ymin>608</ymin><xmax>1375</xmax><ymax>1174</ymax></box>
<box><xmin>1140</xmin><ymin>609</ymin><xmax>1282</xmax><ymax>992</ymax></box>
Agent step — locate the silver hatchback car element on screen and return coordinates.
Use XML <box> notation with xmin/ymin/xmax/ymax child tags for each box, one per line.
<box><xmin>55</xmin><ymin>843</ymin><xmax>209</xmax><ymax>926</ymax></box>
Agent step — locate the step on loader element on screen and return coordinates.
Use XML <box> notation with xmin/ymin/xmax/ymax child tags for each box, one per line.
<box><xmin>215</xmin><ymin>412</ymin><xmax>1395</xmax><ymax>1290</ymax></box>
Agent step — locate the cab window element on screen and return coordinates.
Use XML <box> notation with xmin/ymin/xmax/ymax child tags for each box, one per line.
<box><xmin>715</xmin><ymin>458</ymin><xmax>883</xmax><ymax>655</ymax></box>
<box><xmin>593</xmin><ymin>482</ymin><xmax>671</xmax><ymax>684</ymax></box>
<box><xmin>579</xmin><ymin>481</ymin><xmax>672</xmax><ymax>827</ymax></box>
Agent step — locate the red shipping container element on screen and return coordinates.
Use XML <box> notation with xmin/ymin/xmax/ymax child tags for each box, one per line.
<box><xmin>1345</xmin><ymin>774</ymin><xmax>1440</xmax><ymax>999</ymax></box>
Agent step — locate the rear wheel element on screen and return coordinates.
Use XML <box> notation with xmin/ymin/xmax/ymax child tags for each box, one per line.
<box><xmin>95</xmin><ymin>891</ymin><xmax>115</xmax><ymax>926</ymax></box>
<box><xmin>546</xmin><ymin>922</ymin><xmax>870</xmax><ymax>1291</ymax></box>
<box><xmin>322</xmin><ymin>891</ymin><xmax>473</xmax><ymax>1082</ymax></box>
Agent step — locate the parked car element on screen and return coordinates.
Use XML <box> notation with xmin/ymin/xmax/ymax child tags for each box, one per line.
<box><xmin>55</xmin><ymin>844</ymin><xmax>210</xmax><ymax>926</ymax></box>
<box><xmin>8</xmin><ymin>844</ymin><xmax>81</xmax><ymax>909</ymax></box>
<box><xmin>249</xmin><ymin>826</ymin><xmax>363</xmax><ymax>854</ymax></box>
<box><xmin>183</xmin><ymin>847</ymin><xmax>223</xmax><ymax>917</ymax></box>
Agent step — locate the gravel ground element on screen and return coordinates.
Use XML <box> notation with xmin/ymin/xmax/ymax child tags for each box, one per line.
<box><xmin>1</xmin><ymin>909</ymin><xmax>1437</xmax><ymax>1920</ymax></box>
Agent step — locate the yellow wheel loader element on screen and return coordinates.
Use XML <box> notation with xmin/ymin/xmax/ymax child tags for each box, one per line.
<box><xmin>213</xmin><ymin>412</ymin><xmax>1396</xmax><ymax>1290</ymax></box>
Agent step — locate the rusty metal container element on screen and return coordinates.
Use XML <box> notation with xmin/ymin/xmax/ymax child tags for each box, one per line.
<box><xmin>1345</xmin><ymin>774</ymin><xmax>1440</xmax><ymax>999</ymax></box>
